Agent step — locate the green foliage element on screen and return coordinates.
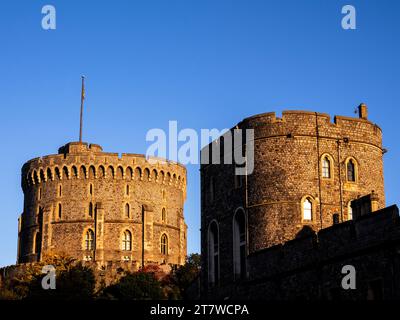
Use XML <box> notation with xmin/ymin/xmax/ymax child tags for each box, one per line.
<box><xmin>102</xmin><ymin>271</ymin><xmax>165</xmax><ymax>300</ymax></box>
<box><xmin>27</xmin><ymin>263</ymin><xmax>96</xmax><ymax>300</ymax></box>
<box><xmin>0</xmin><ymin>285</ymin><xmax>20</xmax><ymax>300</ymax></box>
<box><xmin>169</xmin><ymin>253</ymin><xmax>201</xmax><ymax>299</ymax></box>
<box><xmin>0</xmin><ymin>254</ymin><xmax>95</xmax><ymax>300</ymax></box>
<box><xmin>1</xmin><ymin>253</ymin><xmax>201</xmax><ymax>301</ymax></box>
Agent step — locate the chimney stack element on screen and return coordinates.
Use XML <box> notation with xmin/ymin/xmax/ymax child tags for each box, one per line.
<box><xmin>358</xmin><ymin>103</ymin><xmax>368</xmax><ymax>120</ymax></box>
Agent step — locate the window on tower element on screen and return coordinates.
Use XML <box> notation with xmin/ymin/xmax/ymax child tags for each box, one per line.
<box><xmin>161</xmin><ymin>234</ymin><xmax>168</xmax><ymax>255</ymax></box>
<box><xmin>303</xmin><ymin>198</ymin><xmax>313</xmax><ymax>221</ymax></box>
<box><xmin>322</xmin><ymin>156</ymin><xmax>331</xmax><ymax>178</ymax></box>
<box><xmin>122</xmin><ymin>230</ymin><xmax>132</xmax><ymax>251</ymax></box>
<box><xmin>85</xmin><ymin>229</ymin><xmax>95</xmax><ymax>251</ymax></box>
<box><xmin>347</xmin><ymin>159</ymin><xmax>356</xmax><ymax>182</ymax></box>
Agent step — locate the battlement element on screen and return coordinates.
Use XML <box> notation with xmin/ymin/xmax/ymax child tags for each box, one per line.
<box><xmin>228</xmin><ymin>106</ymin><xmax>383</xmax><ymax>149</ymax></box>
<box><xmin>241</xmin><ymin>108</ymin><xmax>381</xmax><ymax>132</ymax></box>
<box><xmin>241</xmin><ymin>104</ymin><xmax>378</xmax><ymax>128</ymax></box>
<box><xmin>58</xmin><ymin>142</ymin><xmax>103</xmax><ymax>154</ymax></box>
<box><xmin>248</xmin><ymin>205</ymin><xmax>400</xmax><ymax>281</ymax></box>
<box><xmin>201</xmin><ymin>105</ymin><xmax>384</xmax><ymax>161</ymax></box>
<box><xmin>21</xmin><ymin>142</ymin><xmax>187</xmax><ymax>193</ymax></box>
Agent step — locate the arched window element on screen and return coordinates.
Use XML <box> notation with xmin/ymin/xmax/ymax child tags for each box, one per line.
<box><xmin>161</xmin><ymin>208</ymin><xmax>166</xmax><ymax>223</ymax></box>
<box><xmin>152</xmin><ymin>169</ymin><xmax>157</xmax><ymax>181</ymax></box>
<box><xmin>322</xmin><ymin>156</ymin><xmax>331</xmax><ymax>178</ymax></box>
<box><xmin>85</xmin><ymin>229</ymin><xmax>95</xmax><ymax>251</ymax></box>
<box><xmin>161</xmin><ymin>234</ymin><xmax>168</xmax><ymax>255</ymax></box>
<box><xmin>160</xmin><ymin>171</ymin><xmax>165</xmax><ymax>184</ymax></box>
<box><xmin>89</xmin><ymin>166</ymin><xmax>95</xmax><ymax>179</ymax></box>
<box><xmin>55</xmin><ymin>167</ymin><xmax>61</xmax><ymax>180</ymax></box>
<box><xmin>122</xmin><ymin>230</ymin><xmax>132</xmax><ymax>251</ymax></box>
<box><xmin>40</xmin><ymin>170</ymin><xmax>45</xmax><ymax>182</ymax></box>
<box><xmin>126</xmin><ymin>167</ymin><xmax>133</xmax><ymax>181</ymax></box>
<box><xmin>143</xmin><ymin>168</ymin><xmax>150</xmax><ymax>181</ymax></box>
<box><xmin>80</xmin><ymin>166</ymin><xmax>86</xmax><ymax>179</ymax></box>
<box><xmin>125</xmin><ymin>203</ymin><xmax>130</xmax><ymax>218</ymax></box>
<box><xmin>58</xmin><ymin>185</ymin><xmax>62</xmax><ymax>197</ymax></box>
<box><xmin>47</xmin><ymin>168</ymin><xmax>53</xmax><ymax>181</ymax></box>
<box><xmin>89</xmin><ymin>202</ymin><xmax>94</xmax><ymax>218</ymax></box>
<box><xmin>63</xmin><ymin>167</ymin><xmax>69</xmax><ymax>180</ymax></box>
<box><xmin>107</xmin><ymin>166</ymin><xmax>114</xmax><ymax>179</ymax></box>
<box><xmin>89</xmin><ymin>184</ymin><xmax>93</xmax><ymax>196</ymax></box>
<box><xmin>303</xmin><ymin>197</ymin><xmax>313</xmax><ymax>221</ymax></box>
<box><xmin>72</xmin><ymin>166</ymin><xmax>78</xmax><ymax>179</ymax></box>
<box><xmin>233</xmin><ymin>209</ymin><xmax>247</xmax><ymax>280</ymax></box>
<box><xmin>126</xmin><ymin>184</ymin><xmax>130</xmax><ymax>196</ymax></box>
<box><xmin>117</xmin><ymin>166</ymin><xmax>124</xmax><ymax>179</ymax></box>
<box><xmin>135</xmin><ymin>167</ymin><xmax>142</xmax><ymax>180</ymax></box>
<box><xmin>208</xmin><ymin>221</ymin><xmax>219</xmax><ymax>286</ymax></box>
<box><xmin>347</xmin><ymin>159</ymin><xmax>356</xmax><ymax>182</ymax></box>
<box><xmin>98</xmin><ymin>166</ymin><xmax>105</xmax><ymax>179</ymax></box>
<box><xmin>58</xmin><ymin>203</ymin><xmax>62</xmax><ymax>219</ymax></box>
<box><xmin>348</xmin><ymin>201</ymin><xmax>353</xmax><ymax>220</ymax></box>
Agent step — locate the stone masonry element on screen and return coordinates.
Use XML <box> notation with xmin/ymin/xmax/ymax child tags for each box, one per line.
<box><xmin>18</xmin><ymin>141</ymin><xmax>187</xmax><ymax>270</ymax></box>
<box><xmin>200</xmin><ymin>104</ymin><xmax>386</xmax><ymax>294</ymax></box>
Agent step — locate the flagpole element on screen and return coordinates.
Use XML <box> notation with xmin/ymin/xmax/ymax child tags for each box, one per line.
<box><xmin>79</xmin><ymin>76</ymin><xmax>85</xmax><ymax>142</ymax></box>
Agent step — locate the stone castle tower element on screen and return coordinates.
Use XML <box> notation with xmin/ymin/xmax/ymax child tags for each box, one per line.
<box><xmin>18</xmin><ymin>141</ymin><xmax>187</xmax><ymax>269</ymax></box>
<box><xmin>201</xmin><ymin>104</ymin><xmax>385</xmax><ymax>289</ymax></box>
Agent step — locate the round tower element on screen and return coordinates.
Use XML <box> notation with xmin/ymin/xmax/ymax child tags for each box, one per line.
<box><xmin>201</xmin><ymin>106</ymin><xmax>385</xmax><ymax>288</ymax></box>
<box><xmin>18</xmin><ymin>142</ymin><xmax>187</xmax><ymax>268</ymax></box>
<box><xmin>242</xmin><ymin>109</ymin><xmax>385</xmax><ymax>252</ymax></box>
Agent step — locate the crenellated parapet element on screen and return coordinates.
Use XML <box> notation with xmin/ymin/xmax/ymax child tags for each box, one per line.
<box><xmin>201</xmin><ymin>104</ymin><xmax>386</xmax><ymax>291</ymax></box>
<box><xmin>22</xmin><ymin>142</ymin><xmax>186</xmax><ymax>197</ymax></box>
<box><xmin>237</xmin><ymin>110</ymin><xmax>383</xmax><ymax>149</ymax></box>
<box><xmin>18</xmin><ymin>142</ymin><xmax>187</xmax><ymax>268</ymax></box>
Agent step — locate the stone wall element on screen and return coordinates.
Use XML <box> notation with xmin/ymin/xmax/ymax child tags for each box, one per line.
<box><xmin>203</xmin><ymin>205</ymin><xmax>400</xmax><ymax>300</ymax></box>
<box><xmin>200</xmin><ymin>107</ymin><xmax>386</xmax><ymax>292</ymax></box>
<box><xmin>18</xmin><ymin>142</ymin><xmax>187</xmax><ymax>268</ymax></box>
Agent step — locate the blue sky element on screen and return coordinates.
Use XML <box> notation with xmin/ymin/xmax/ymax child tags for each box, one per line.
<box><xmin>0</xmin><ymin>0</ymin><xmax>399</xmax><ymax>267</ymax></box>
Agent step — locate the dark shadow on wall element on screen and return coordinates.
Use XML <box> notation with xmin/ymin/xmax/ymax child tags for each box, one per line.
<box><xmin>295</xmin><ymin>225</ymin><xmax>315</xmax><ymax>239</ymax></box>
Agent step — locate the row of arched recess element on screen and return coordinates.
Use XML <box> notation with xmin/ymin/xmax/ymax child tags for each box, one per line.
<box><xmin>26</xmin><ymin>165</ymin><xmax>185</xmax><ymax>188</ymax></box>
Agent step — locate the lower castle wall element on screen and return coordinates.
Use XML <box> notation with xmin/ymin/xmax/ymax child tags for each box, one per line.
<box><xmin>202</xmin><ymin>205</ymin><xmax>400</xmax><ymax>300</ymax></box>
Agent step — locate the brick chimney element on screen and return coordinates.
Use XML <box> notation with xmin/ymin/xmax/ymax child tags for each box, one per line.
<box><xmin>358</xmin><ymin>103</ymin><xmax>368</xmax><ymax>120</ymax></box>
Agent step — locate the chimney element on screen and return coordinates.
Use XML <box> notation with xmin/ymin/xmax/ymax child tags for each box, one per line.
<box><xmin>358</xmin><ymin>103</ymin><xmax>368</xmax><ymax>120</ymax></box>
<box><xmin>350</xmin><ymin>192</ymin><xmax>380</xmax><ymax>219</ymax></box>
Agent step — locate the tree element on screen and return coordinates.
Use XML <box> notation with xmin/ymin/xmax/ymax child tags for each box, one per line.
<box><xmin>102</xmin><ymin>270</ymin><xmax>165</xmax><ymax>300</ymax></box>
<box><xmin>170</xmin><ymin>253</ymin><xmax>200</xmax><ymax>299</ymax></box>
<box><xmin>0</xmin><ymin>253</ymin><xmax>95</xmax><ymax>300</ymax></box>
<box><xmin>27</xmin><ymin>263</ymin><xmax>95</xmax><ymax>300</ymax></box>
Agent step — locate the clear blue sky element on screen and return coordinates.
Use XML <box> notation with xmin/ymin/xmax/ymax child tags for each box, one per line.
<box><xmin>0</xmin><ymin>0</ymin><xmax>399</xmax><ymax>267</ymax></box>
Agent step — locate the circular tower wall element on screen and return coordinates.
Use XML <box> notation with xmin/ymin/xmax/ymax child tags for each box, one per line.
<box><xmin>18</xmin><ymin>142</ymin><xmax>187</xmax><ymax>268</ymax></box>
